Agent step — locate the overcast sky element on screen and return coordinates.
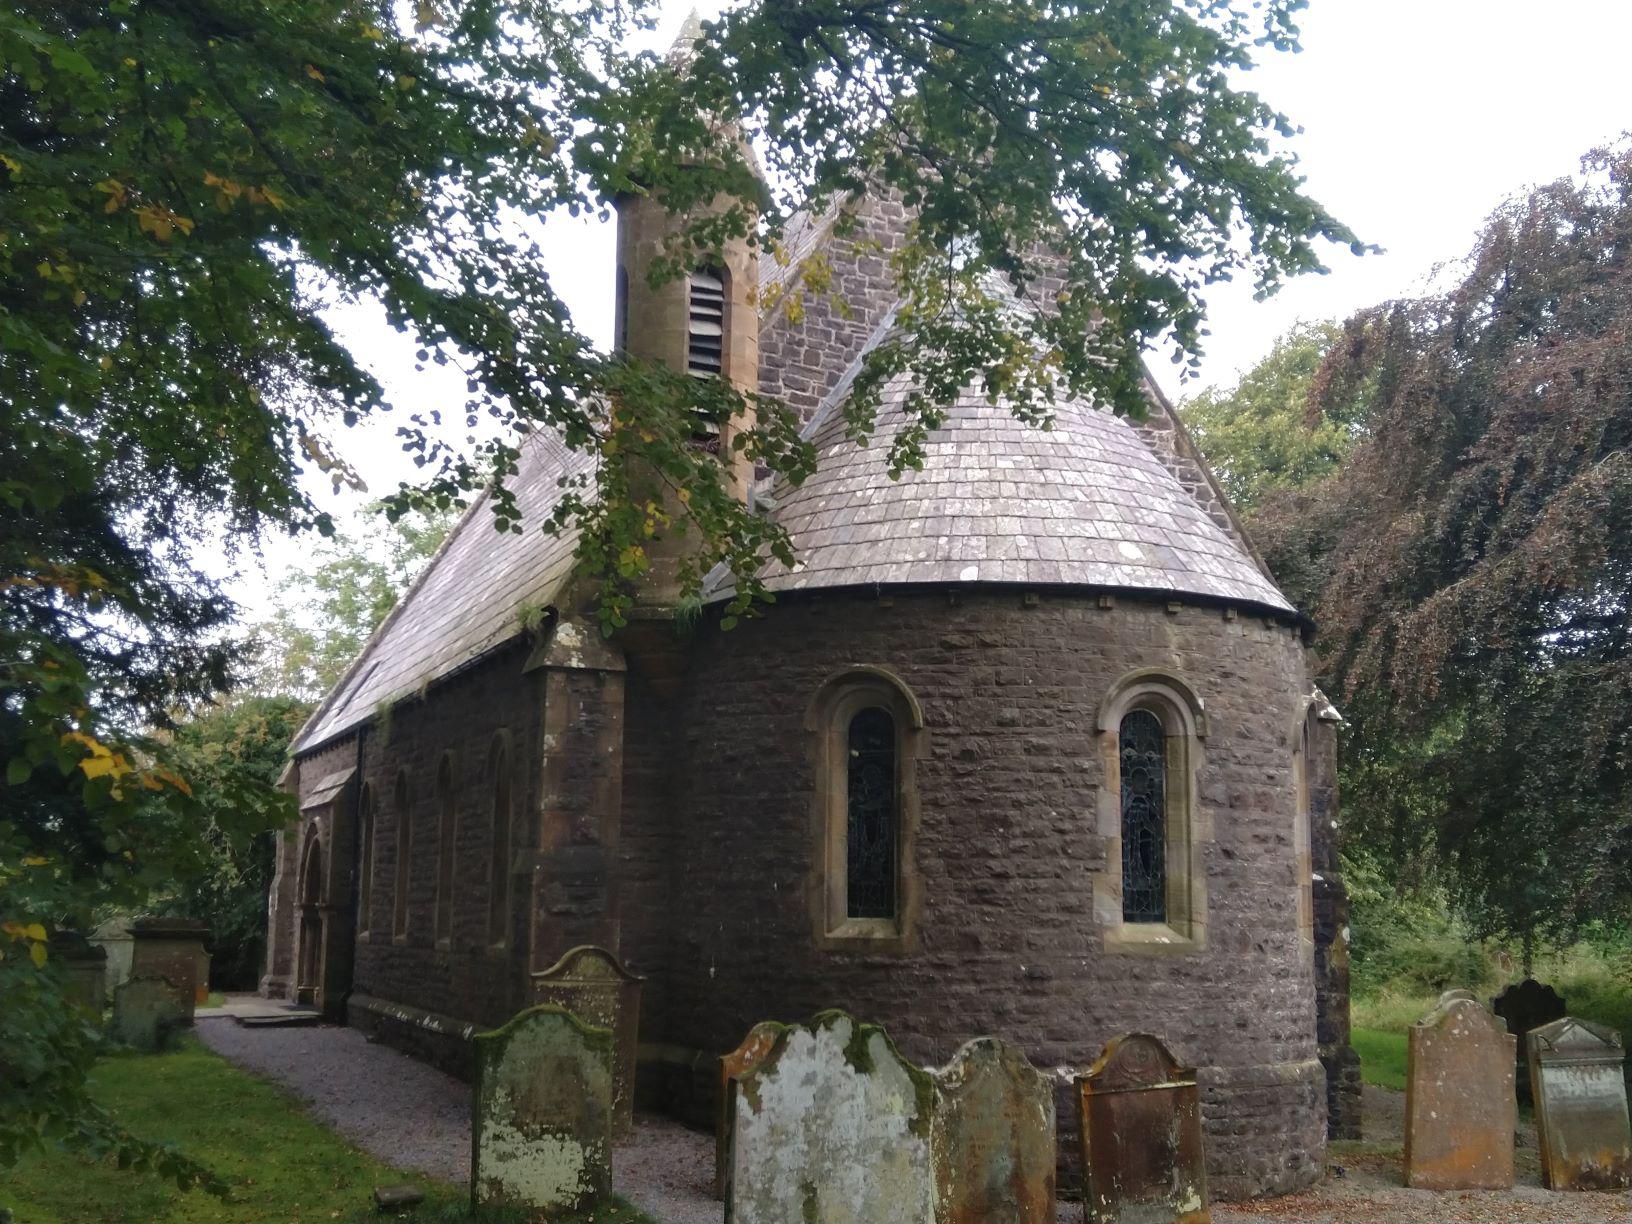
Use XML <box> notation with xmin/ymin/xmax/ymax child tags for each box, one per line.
<box><xmin>231</xmin><ymin>0</ymin><xmax>1632</xmax><ymax>620</ymax></box>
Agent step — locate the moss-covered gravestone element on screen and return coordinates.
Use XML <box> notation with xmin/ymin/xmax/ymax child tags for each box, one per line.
<box><xmin>715</xmin><ymin>1020</ymin><xmax>787</xmax><ymax>1200</ymax></box>
<box><xmin>470</xmin><ymin>1005</ymin><xmax>614</xmax><ymax>1214</ymax></box>
<box><xmin>930</xmin><ymin>1036</ymin><xmax>1055</xmax><ymax>1223</ymax></box>
<box><xmin>727</xmin><ymin>1010</ymin><xmax>935</xmax><ymax>1223</ymax></box>
<box><xmin>111</xmin><ymin>974</ymin><xmax>187</xmax><ymax>1052</ymax></box>
<box><xmin>530</xmin><ymin>945</ymin><xmax>642</xmax><ymax>1138</ymax></box>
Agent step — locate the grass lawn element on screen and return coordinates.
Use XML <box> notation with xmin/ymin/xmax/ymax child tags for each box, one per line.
<box><xmin>1352</xmin><ymin>1026</ymin><xmax>1407</xmax><ymax>1092</ymax></box>
<box><xmin>0</xmin><ymin>1038</ymin><xmax>649</xmax><ymax>1224</ymax></box>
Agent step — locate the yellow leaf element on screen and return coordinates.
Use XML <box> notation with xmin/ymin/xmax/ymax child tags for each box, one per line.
<box><xmin>146</xmin><ymin>766</ymin><xmax>193</xmax><ymax>797</ymax></box>
<box><xmin>24</xmin><ymin>923</ymin><xmax>45</xmax><ymax>942</ymax></box>
<box><xmin>73</xmin><ymin>289</ymin><xmax>86</xmax><ymax>306</ymax></box>
<box><xmin>61</xmin><ymin>730</ymin><xmax>107</xmax><ymax>756</ymax></box>
<box><xmin>22</xmin><ymin>856</ymin><xmax>48</xmax><ymax>867</ymax></box>
<box><xmin>1</xmin><ymin>922</ymin><xmax>22</xmax><ymax>937</ymax></box>
<box><xmin>35</xmin><ymin>261</ymin><xmax>51</xmax><ymax>278</ymax></box>
<box><xmin>1</xmin><ymin>153</ymin><xmax>21</xmax><ymax>175</ymax></box>
<box><xmin>305</xmin><ymin>64</ymin><xmax>325</xmax><ymax>83</ymax></box>
<box><xmin>415</xmin><ymin>0</ymin><xmax>440</xmax><ymax>30</ymax></box>
<box><xmin>30</xmin><ymin>942</ymin><xmax>47</xmax><ymax>968</ymax></box>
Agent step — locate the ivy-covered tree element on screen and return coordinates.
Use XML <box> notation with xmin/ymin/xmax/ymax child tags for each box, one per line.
<box><xmin>2</xmin><ymin>0</ymin><xmax>1356</xmax><ymax>1179</ymax></box>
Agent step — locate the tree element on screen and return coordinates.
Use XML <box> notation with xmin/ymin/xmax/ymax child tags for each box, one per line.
<box><xmin>2</xmin><ymin>0</ymin><xmax>1355</xmax><ymax>1179</ymax></box>
<box><xmin>1273</xmin><ymin>143</ymin><xmax>1632</xmax><ymax>949</ymax></box>
<box><xmin>1180</xmin><ymin>321</ymin><xmax>1366</xmax><ymax>513</ymax></box>
<box><xmin>253</xmin><ymin>506</ymin><xmax>454</xmax><ymax>701</ymax></box>
<box><xmin>159</xmin><ymin>695</ymin><xmax>313</xmax><ymax>989</ymax></box>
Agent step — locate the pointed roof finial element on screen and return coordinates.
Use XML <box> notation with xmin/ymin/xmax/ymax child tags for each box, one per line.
<box><xmin>667</xmin><ymin>8</ymin><xmax>706</xmax><ymax>69</ymax></box>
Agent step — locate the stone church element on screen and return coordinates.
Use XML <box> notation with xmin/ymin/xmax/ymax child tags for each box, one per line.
<box><xmin>263</xmin><ymin>84</ymin><xmax>1360</xmax><ymax>1198</ymax></box>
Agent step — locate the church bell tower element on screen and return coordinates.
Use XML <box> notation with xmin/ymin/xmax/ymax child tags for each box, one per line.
<box><xmin>613</xmin><ymin>13</ymin><xmax>760</xmax><ymax>605</ymax></box>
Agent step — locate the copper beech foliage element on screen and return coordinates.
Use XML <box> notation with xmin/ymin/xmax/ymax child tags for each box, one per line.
<box><xmin>1254</xmin><ymin>143</ymin><xmax>1632</xmax><ymax>943</ymax></box>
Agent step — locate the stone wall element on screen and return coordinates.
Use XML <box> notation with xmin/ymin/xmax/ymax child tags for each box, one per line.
<box><xmin>278</xmin><ymin>640</ymin><xmax>542</xmax><ymax>1068</ymax></box>
<box><xmin>757</xmin><ymin>193</ymin><xmax>911</xmax><ymax>426</ymax></box>
<box><xmin>634</xmin><ymin>588</ymin><xmax>1327</xmax><ymax>1198</ymax></box>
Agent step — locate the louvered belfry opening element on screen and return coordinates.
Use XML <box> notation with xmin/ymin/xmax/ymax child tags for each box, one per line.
<box><xmin>687</xmin><ymin>267</ymin><xmax>726</xmax><ymax>380</ymax></box>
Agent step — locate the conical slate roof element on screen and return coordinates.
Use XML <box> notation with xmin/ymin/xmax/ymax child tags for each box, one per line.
<box><xmin>711</xmin><ymin>373</ymin><xmax>1293</xmax><ymax>613</ymax></box>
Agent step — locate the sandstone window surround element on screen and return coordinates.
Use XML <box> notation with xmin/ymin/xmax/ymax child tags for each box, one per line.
<box><xmin>434</xmin><ymin>752</ymin><xmax>457</xmax><ymax>949</ymax></box>
<box><xmin>357</xmin><ymin>783</ymin><xmax>375</xmax><ymax>940</ymax></box>
<box><xmin>392</xmin><ymin>770</ymin><xmax>412</xmax><ymax>942</ymax></box>
<box><xmin>487</xmin><ymin>731</ymin><xmax>513</xmax><ymax>950</ymax></box>
<box><xmin>806</xmin><ymin>666</ymin><xmax>925</xmax><ymax>953</ymax></box>
<box><xmin>1094</xmin><ymin>669</ymin><xmax>1210</xmax><ymax>954</ymax></box>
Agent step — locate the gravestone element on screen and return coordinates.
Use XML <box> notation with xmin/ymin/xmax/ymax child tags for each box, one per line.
<box><xmin>727</xmin><ymin>1010</ymin><xmax>935</xmax><ymax>1223</ymax></box>
<box><xmin>930</xmin><ymin>1036</ymin><xmax>1055</xmax><ymax>1223</ymax></box>
<box><xmin>1528</xmin><ymin>1017</ymin><xmax>1632</xmax><ymax>1191</ymax></box>
<box><xmin>111</xmin><ymin>974</ymin><xmax>188</xmax><ymax>1052</ymax></box>
<box><xmin>715</xmin><ymin>1021</ymin><xmax>787</xmax><ymax>1200</ymax></box>
<box><xmin>530</xmin><ymin>945</ymin><xmax>641</xmax><ymax>1138</ymax></box>
<box><xmin>1438</xmin><ymin>988</ymin><xmax>1478</xmax><ymax>1005</ymax></box>
<box><xmin>1403</xmin><ymin>995</ymin><xmax>1515</xmax><ymax>1189</ymax></box>
<box><xmin>1492</xmin><ymin>978</ymin><xmax>1566</xmax><ymax>1102</ymax></box>
<box><xmin>470</xmin><ymin>1004</ymin><xmax>614</xmax><ymax>1213</ymax></box>
<box><xmin>129</xmin><ymin>917</ymin><xmax>208</xmax><ymax>1023</ymax></box>
<box><xmin>1076</xmin><ymin>1034</ymin><xmax>1209</xmax><ymax>1224</ymax></box>
<box><xmin>51</xmin><ymin>929</ymin><xmax>108</xmax><ymax>1015</ymax></box>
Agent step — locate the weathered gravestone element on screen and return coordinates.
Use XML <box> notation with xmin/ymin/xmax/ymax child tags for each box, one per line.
<box><xmin>111</xmin><ymin>974</ymin><xmax>188</xmax><ymax>1052</ymax></box>
<box><xmin>470</xmin><ymin>1004</ymin><xmax>614</xmax><ymax>1214</ymax></box>
<box><xmin>1076</xmin><ymin>1034</ymin><xmax>1209</xmax><ymax>1224</ymax></box>
<box><xmin>1403</xmin><ymin>995</ymin><xmax>1515</xmax><ymax>1189</ymax></box>
<box><xmin>1528</xmin><ymin>1017</ymin><xmax>1632</xmax><ymax>1191</ymax></box>
<box><xmin>931</xmin><ymin>1036</ymin><xmax>1055</xmax><ymax>1224</ymax></box>
<box><xmin>51</xmin><ymin>929</ymin><xmax>108</xmax><ymax>1015</ymax></box>
<box><xmin>715</xmin><ymin>1020</ymin><xmax>787</xmax><ymax>1200</ymax></box>
<box><xmin>1493</xmin><ymin>978</ymin><xmax>1566</xmax><ymax>1102</ymax></box>
<box><xmin>129</xmin><ymin>917</ymin><xmax>208</xmax><ymax>1023</ymax></box>
<box><xmin>727</xmin><ymin>1010</ymin><xmax>935</xmax><ymax>1224</ymax></box>
<box><xmin>530</xmin><ymin>945</ymin><xmax>641</xmax><ymax>1138</ymax></box>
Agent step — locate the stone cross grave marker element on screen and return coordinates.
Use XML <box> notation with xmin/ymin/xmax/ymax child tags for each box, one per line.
<box><xmin>1403</xmin><ymin>995</ymin><xmax>1515</xmax><ymax>1189</ymax></box>
<box><xmin>111</xmin><ymin>974</ymin><xmax>187</xmax><ymax>1052</ymax></box>
<box><xmin>931</xmin><ymin>1036</ymin><xmax>1056</xmax><ymax>1224</ymax></box>
<box><xmin>715</xmin><ymin>1020</ymin><xmax>787</xmax><ymax>1200</ymax></box>
<box><xmin>1528</xmin><ymin>1017</ymin><xmax>1632</xmax><ymax>1191</ymax></box>
<box><xmin>530</xmin><ymin>944</ymin><xmax>642</xmax><ymax>1138</ymax></box>
<box><xmin>727</xmin><ymin>1010</ymin><xmax>935</xmax><ymax>1224</ymax></box>
<box><xmin>1492</xmin><ymin>978</ymin><xmax>1565</xmax><ymax>1102</ymax></box>
<box><xmin>470</xmin><ymin>1004</ymin><xmax>614</xmax><ymax>1214</ymax></box>
<box><xmin>1076</xmin><ymin>1033</ymin><xmax>1209</xmax><ymax>1224</ymax></box>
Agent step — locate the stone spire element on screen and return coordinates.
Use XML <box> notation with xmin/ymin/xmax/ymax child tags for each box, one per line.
<box><xmin>667</xmin><ymin>8</ymin><xmax>706</xmax><ymax>69</ymax></box>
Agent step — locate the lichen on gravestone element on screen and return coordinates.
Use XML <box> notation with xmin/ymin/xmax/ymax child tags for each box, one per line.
<box><xmin>470</xmin><ymin>1003</ymin><xmax>615</xmax><ymax>1214</ymax></box>
<box><xmin>727</xmin><ymin>1010</ymin><xmax>935</xmax><ymax>1223</ymax></box>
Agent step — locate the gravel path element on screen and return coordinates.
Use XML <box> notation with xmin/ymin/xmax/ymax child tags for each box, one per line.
<box><xmin>198</xmin><ymin>1015</ymin><xmax>1632</xmax><ymax>1223</ymax></box>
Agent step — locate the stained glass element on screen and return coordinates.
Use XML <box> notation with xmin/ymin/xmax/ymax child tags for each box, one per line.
<box><xmin>1120</xmin><ymin>709</ymin><xmax>1167</xmax><ymax>923</ymax></box>
<box><xmin>846</xmin><ymin>706</ymin><xmax>897</xmax><ymax>919</ymax></box>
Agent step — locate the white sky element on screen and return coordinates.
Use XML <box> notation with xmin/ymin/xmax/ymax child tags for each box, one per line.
<box><xmin>230</xmin><ymin>0</ymin><xmax>1632</xmax><ymax>621</ymax></box>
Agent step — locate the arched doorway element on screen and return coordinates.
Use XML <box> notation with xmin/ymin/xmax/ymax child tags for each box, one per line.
<box><xmin>296</xmin><ymin>835</ymin><xmax>324</xmax><ymax>1006</ymax></box>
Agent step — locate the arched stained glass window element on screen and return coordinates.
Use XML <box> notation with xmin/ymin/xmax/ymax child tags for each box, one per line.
<box><xmin>846</xmin><ymin>706</ymin><xmax>897</xmax><ymax>919</ymax></box>
<box><xmin>1120</xmin><ymin>708</ymin><xmax>1167</xmax><ymax>923</ymax></box>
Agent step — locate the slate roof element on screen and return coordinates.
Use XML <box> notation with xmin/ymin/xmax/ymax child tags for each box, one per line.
<box><xmin>291</xmin><ymin>206</ymin><xmax>1294</xmax><ymax>757</ymax></box>
<box><xmin>294</xmin><ymin>430</ymin><xmax>590</xmax><ymax>752</ymax></box>
<box><xmin>707</xmin><ymin>371</ymin><xmax>1295</xmax><ymax>614</ymax></box>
